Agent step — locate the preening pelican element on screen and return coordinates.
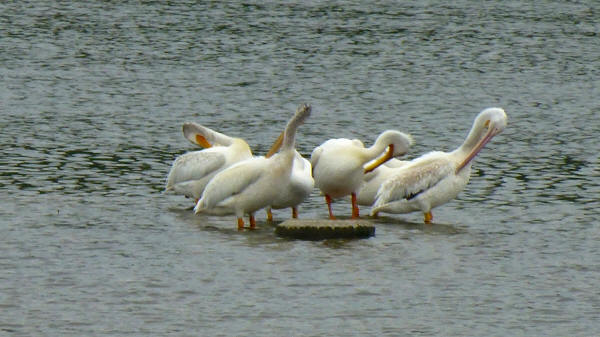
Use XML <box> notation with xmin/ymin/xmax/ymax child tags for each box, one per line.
<box><xmin>311</xmin><ymin>130</ymin><xmax>413</xmax><ymax>219</ymax></box>
<box><xmin>371</xmin><ymin>107</ymin><xmax>508</xmax><ymax>223</ymax></box>
<box><xmin>356</xmin><ymin>158</ymin><xmax>408</xmax><ymax>207</ymax></box>
<box><xmin>165</xmin><ymin>123</ymin><xmax>252</xmax><ymax>202</ymax></box>
<box><xmin>194</xmin><ymin>104</ymin><xmax>311</xmax><ymax>229</ymax></box>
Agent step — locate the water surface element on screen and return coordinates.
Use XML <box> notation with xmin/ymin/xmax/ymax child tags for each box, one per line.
<box><xmin>1</xmin><ymin>1</ymin><xmax>599</xmax><ymax>336</ymax></box>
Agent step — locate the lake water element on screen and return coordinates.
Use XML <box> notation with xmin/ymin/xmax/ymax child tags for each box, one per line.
<box><xmin>1</xmin><ymin>1</ymin><xmax>599</xmax><ymax>336</ymax></box>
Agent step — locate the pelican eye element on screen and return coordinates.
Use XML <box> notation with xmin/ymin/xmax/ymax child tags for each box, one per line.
<box><xmin>484</xmin><ymin>120</ymin><xmax>491</xmax><ymax>128</ymax></box>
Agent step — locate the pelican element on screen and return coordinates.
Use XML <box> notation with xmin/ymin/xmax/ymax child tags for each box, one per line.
<box><xmin>267</xmin><ymin>152</ymin><xmax>314</xmax><ymax>220</ymax></box>
<box><xmin>194</xmin><ymin>104</ymin><xmax>311</xmax><ymax>229</ymax></box>
<box><xmin>356</xmin><ymin>158</ymin><xmax>408</xmax><ymax>207</ymax></box>
<box><xmin>310</xmin><ymin>130</ymin><xmax>413</xmax><ymax>219</ymax></box>
<box><xmin>261</xmin><ymin>133</ymin><xmax>314</xmax><ymax>221</ymax></box>
<box><xmin>165</xmin><ymin>123</ymin><xmax>252</xmax><ymax>202</ymax></box>
<box><xmin>371</xmin><ymin>107</ymin><xmax>508</xmax><ymax>223</ymax></box>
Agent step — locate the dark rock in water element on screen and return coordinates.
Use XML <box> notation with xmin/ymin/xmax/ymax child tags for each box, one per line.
<box><xmin>275</xmin><ymin>219</ymin><xmax>375</xmax><ymax>240</ymax></box>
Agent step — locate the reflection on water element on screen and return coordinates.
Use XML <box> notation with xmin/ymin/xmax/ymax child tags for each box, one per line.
<box><xmin>1</xmin><ymin>1</ymin><xmax>599</xmax><ymax>336</ymax></box>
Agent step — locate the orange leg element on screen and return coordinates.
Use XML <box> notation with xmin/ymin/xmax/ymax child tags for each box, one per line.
<box><xmin>292</xmin><ymin>207</ymin><xmax>298</xmax><ymax>219</ymax></box>
<box><xmin>351</xmin><ymin>192</ymin><xmax>360</xmax><ymax>219</ymax></box>
<box><xmin>266</xmin><ymin>208</ymin><xmax>273</xmax><ymax>222</ymax></box>
<box><xmin>424</xmin><ymin>211</ymin><xmax>433</xmax><ymax>224</ymax></box>
<box><xmin>249</xmin><ymin>214</ymin><xmax>256</xmax><ymax>229</ymax></box>
<box><xmin>325</xmin><ymin>195</ymin><xmax>336</xmax><ymax>220</ymax></box>
<box><xmin>237</xmin><ymin>217</ymin><xmax>245</xmax><ymax>230</ymax></box>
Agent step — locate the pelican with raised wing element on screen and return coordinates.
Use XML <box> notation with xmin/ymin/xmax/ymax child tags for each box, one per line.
<box><xmin>311</xmin><ymin>130</ymin><xmax>413</xmax><ymax>219</ymax></box>
<box><xmin>371</xmin><ymin>107</ymin><xmax>508</xmax><ymax>223</ymax></box>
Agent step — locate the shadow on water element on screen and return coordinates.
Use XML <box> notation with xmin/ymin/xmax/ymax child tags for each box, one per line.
<box><xmin>168</xmin><ymin>205</ymin><xmax>375</xmax><ymax>248</ymax></box>
<box><xmin>169</xmin><ymin>203</ymin><xmax>466</xmax><ymax>250</ymax></box>
<box><xmin>168</xmin><ymin>205</ymin><xmax>286</xmax><ymax>245</ymax></box>
<box><xmin>369</xmin><ymin>215</ymin><xmax>467</xmax><ymax>235</ymax></box>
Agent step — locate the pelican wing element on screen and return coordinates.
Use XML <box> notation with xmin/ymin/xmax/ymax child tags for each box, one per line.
<box><xmin>165</xmin><ymin>151</ymin><xmax>226</xmax><ymax>190</ymax></box>
<box><xmin>198</xmin><ymin>158</ymin><xmax>267</xmax><ymax>209</ymax></box>
<box><xmin>374</xmin><ymin>153</ymin><xmax>454</xmax><ymax>206</ymax></box>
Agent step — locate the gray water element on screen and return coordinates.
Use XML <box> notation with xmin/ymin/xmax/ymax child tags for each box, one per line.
<box><xmin>1</xmin><ymin>1</ymin><xmax>599</xmax><ymax>336</ymax></box>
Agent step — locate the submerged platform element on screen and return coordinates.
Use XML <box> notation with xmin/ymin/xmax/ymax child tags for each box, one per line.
<box><xmin>275</xmin><ymin>219</ymin><xmax>375</xmax><ymax>240</ymax></box>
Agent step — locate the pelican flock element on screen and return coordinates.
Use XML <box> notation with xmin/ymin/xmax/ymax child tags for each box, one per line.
<box><xmin>165</xmin><ymin>105</ymin><xmax>507</xmax><ymax>228</ymax></box>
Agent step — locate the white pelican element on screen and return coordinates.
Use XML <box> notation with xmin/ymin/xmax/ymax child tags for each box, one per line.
<box><xmin>356</xmin><ymin>158</ymin><xmax>408</xmax><ymax>207</ymax></box>
<box><xmin>194</xmin><ymin>104</ymin><xmax>311</xmax><ymax>229</ymax></box>
<box><xmin>310</xmin><ymin>130</ymin><xmax>413</xmax><ymax>219</ymax></box>
<box><xmin>267</xmin><ymin>152</ymin><xmax>314</xmax><ymax>220</ymax></box>
<box><xmin>261</xmin><ymin>133</ymin><xmax>314</xmax><ymax>221</ymax></box>
<box><xmin>164</xmin><ymin>123</ymin><xmax>252</xmax><ymax>202</ymax></box>
<box><xmin>371</xmin><ymin>107</ymin><xmax>508</xmax><ymax>223</ymax></box>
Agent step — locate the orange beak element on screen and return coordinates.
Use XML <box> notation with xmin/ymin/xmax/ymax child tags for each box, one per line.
<box><xmin>195</xmin><ymin>134</ymin><xmax>212</xmax><ymax>148</ymax></box>
<box><xmin>456</xmin><ymin>126</ymin><xmax>496</xmax><ymax>173</ymax></box>
<box><xmin>364</xmin><ymin>144</ymin><xmax>394</xmax><ymax>173</ymax></box>
<box><xmin>265</xmin><ymin>131</ymin><xmax>284</xmax><ymax>158</ymax></box>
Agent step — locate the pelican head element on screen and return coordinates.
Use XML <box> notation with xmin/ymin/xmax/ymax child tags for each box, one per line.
<box><xmin>456</xmin><ymin>107</ymin><xmax>508</xmax><ymax>173</ymax></box>
<box><xmin>364</xmin><ymin>130</ymin><xmax>414</xmax><ymax>173</ymax></box>
<box><xmin>182</xmin><ymin>122</ymin><xmax>239</xmax><ymax>148</ymax></box>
